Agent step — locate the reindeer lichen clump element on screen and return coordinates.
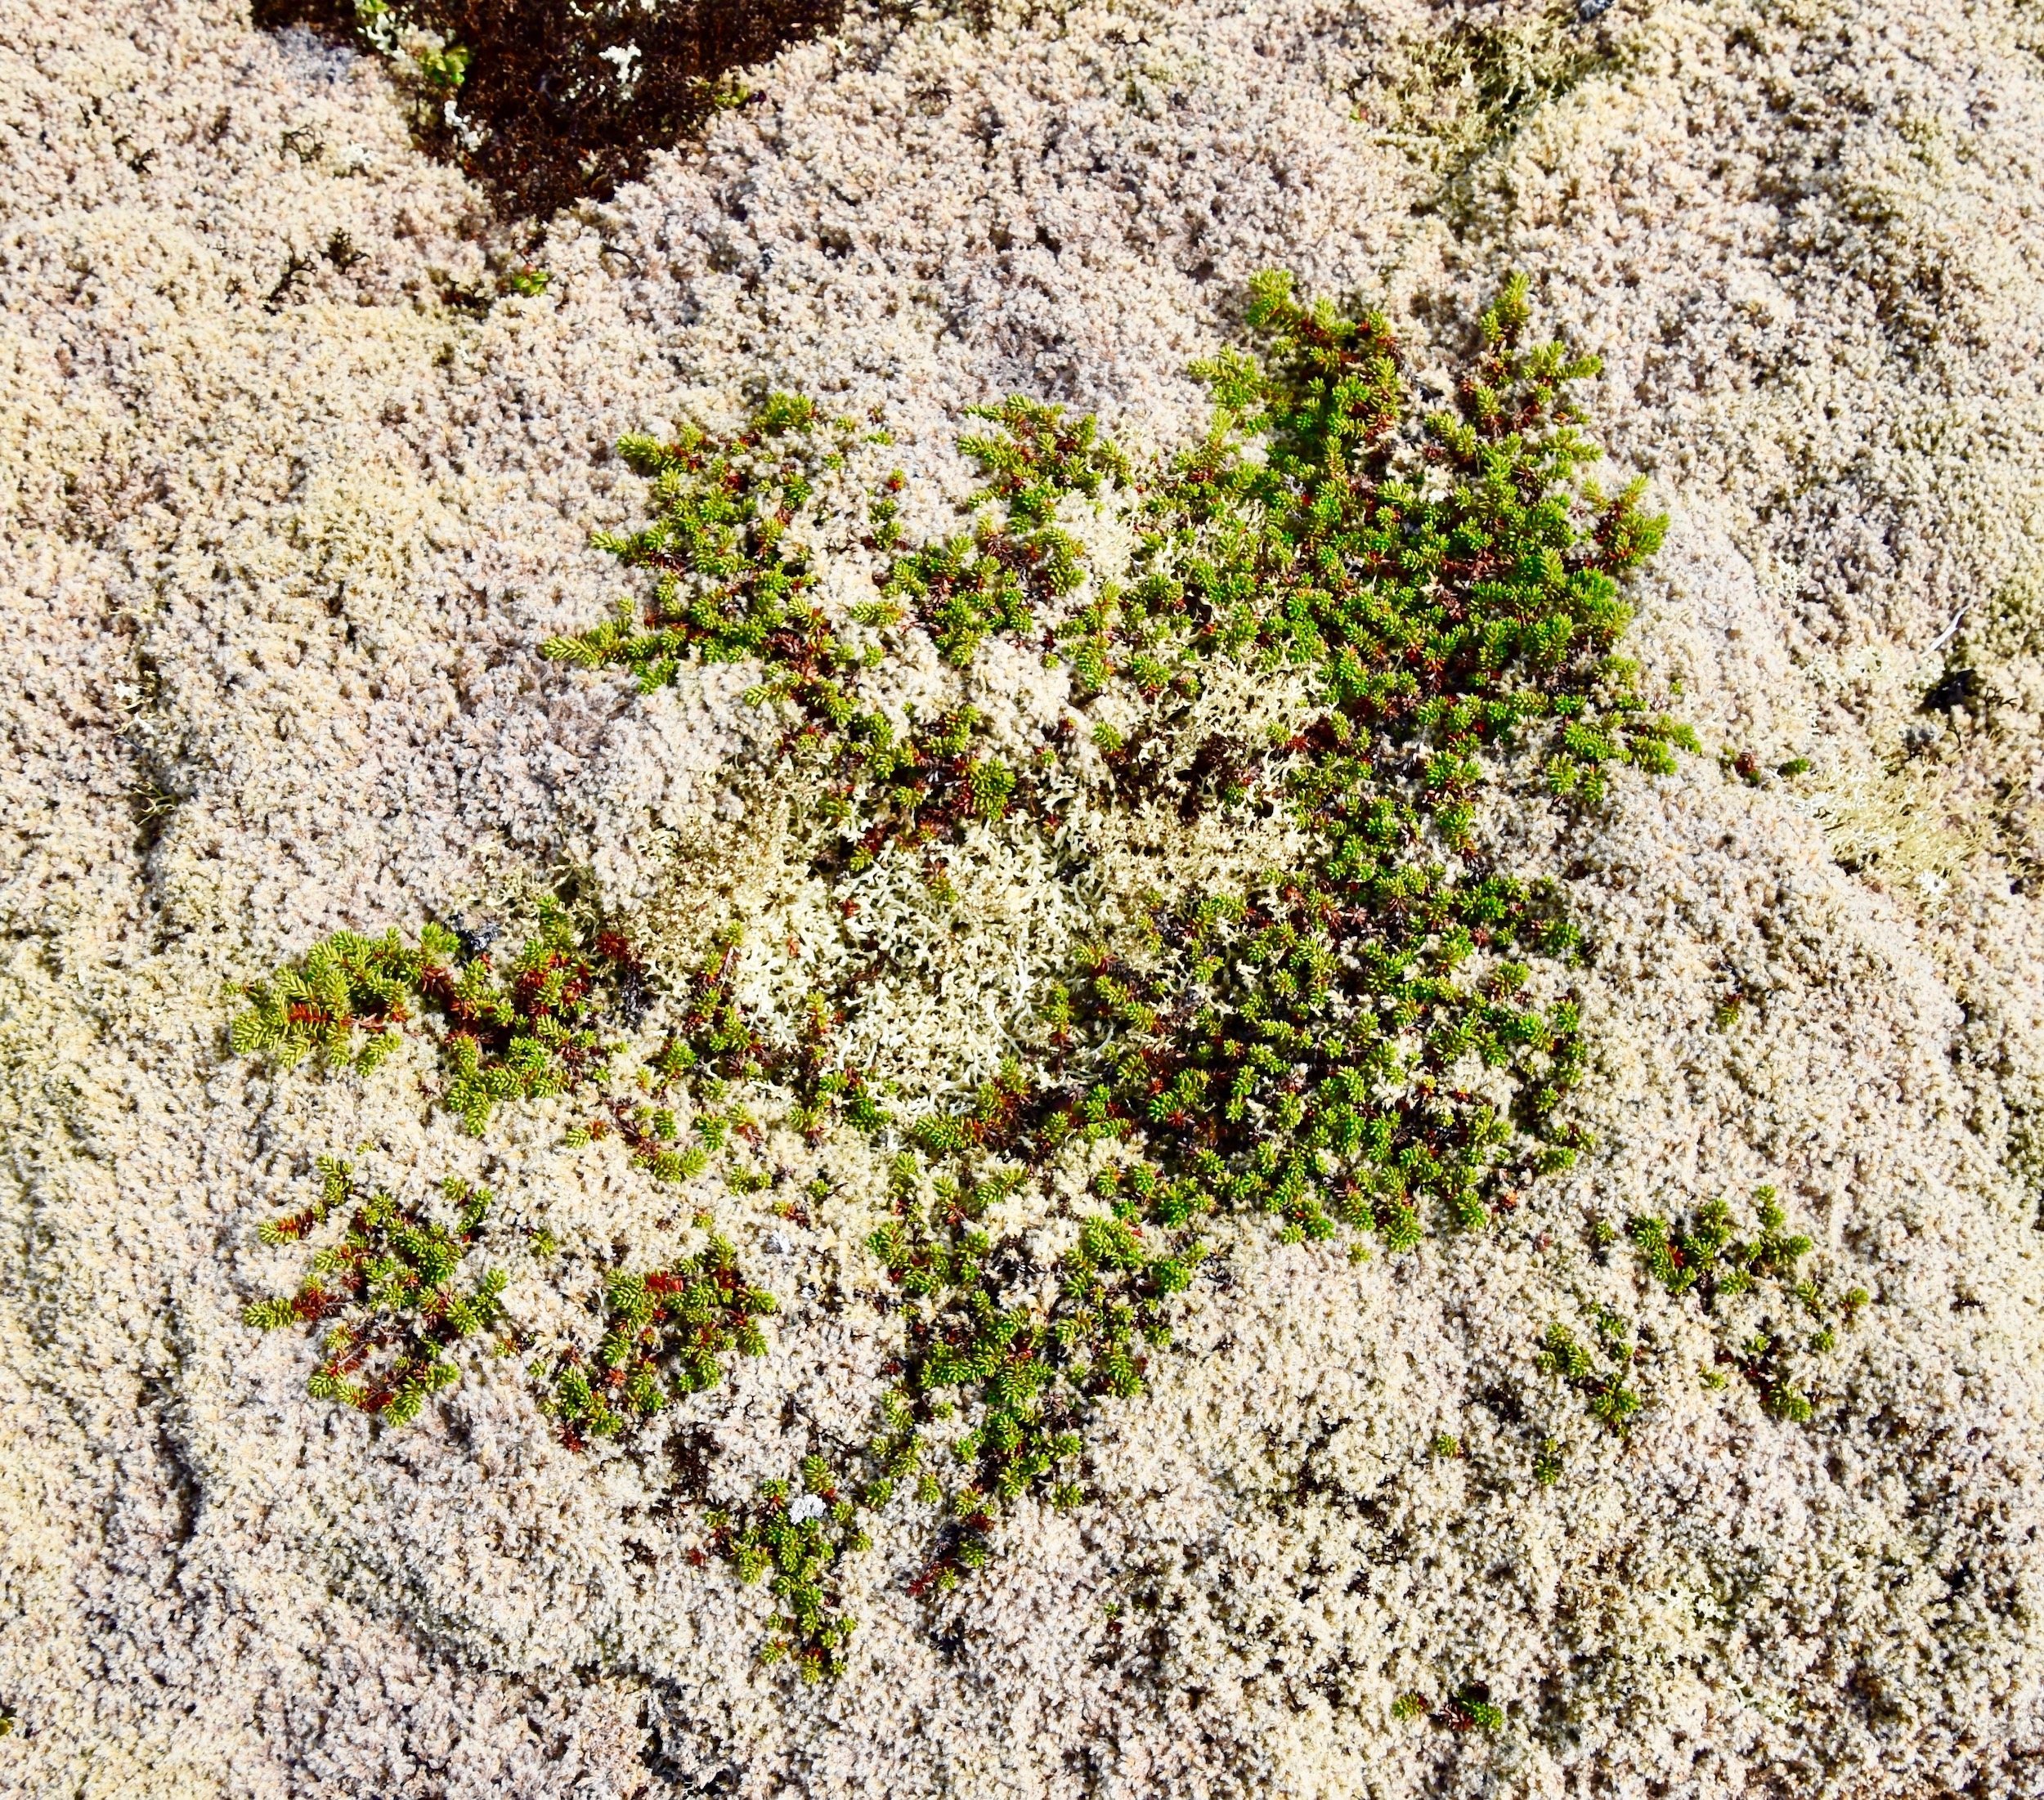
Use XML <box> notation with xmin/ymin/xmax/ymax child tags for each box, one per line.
<box><xmin>232</xmin><ymin>275</ymin><xmax>1859</xmax><ymax>1687</ymax></box>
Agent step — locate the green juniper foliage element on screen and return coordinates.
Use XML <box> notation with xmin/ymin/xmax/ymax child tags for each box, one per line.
<box><xmin>1446</xmin><ymin>1682</ymin><xmax>1506</xmax><ymax>1732</ymax></box>
<box><xmin>258</xmin><ymin>1152</ymin><xmax>357</xmax><ymax>1245</ymax></box>
<box><xmin>882</xmin><ymin>398</ymin><xmax>1128</xmax><ymax>670</ymax></box>
<box><xmin>435</xmin><ymin>908</ymin><xmax>621</xmax><ymax>1133</ymax></box>
<box><xmin>252</xmin><ymin>1161</ymin><xmax>783</xmax><ymax>1441</ymax></box>
<box><xmin>545</xmin><ymin>395</ymin><xmax>845</xmax><ymax>694</ymax></box>
<box><xmin>1535</xmin><ymin>1316</ymin><xmax>1641</xmax><ymax>1434</ymax></box>
<box><xmin>1388</xmin><ymin>1681</ymin><xmax>1504</xmax><ymax>1731</ymax></box>
<box><xmin>231</xmin><ymin>273</ymin><xmax>1861</xmax><ymax>1686</ymax></box>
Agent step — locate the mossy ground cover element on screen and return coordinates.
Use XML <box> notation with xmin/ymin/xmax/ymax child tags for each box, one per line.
<box><xmin>235</xmin><ymin>274</ymin><xmax>1867</xmax><ymax>1690</ymax></box>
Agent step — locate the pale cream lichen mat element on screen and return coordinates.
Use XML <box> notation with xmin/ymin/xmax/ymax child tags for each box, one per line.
<box><xmin>8</xmin><ymin>1</ymin><xmax>2044</xmax><ymax>1796</ymax></box>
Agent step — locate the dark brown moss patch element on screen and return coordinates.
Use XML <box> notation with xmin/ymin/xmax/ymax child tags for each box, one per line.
<box><xmin>254</xmin><ymin>0</ymin><xmax>841</xmax><ymax>219</ymax></box>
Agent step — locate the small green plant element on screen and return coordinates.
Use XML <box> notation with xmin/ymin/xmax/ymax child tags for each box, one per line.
<box><xmin>504</xmin><ymin>264</ymin><xmax>552</xmax><ymax>297</ymax></box>
<box><xmin>1627</xmin><ymin>1187</ymin><xmax>1854</xmax><ymax>1422</ymax></box>
<box><xmin>234</xmin><ymin>906</ymin><xmax>623</xmax><ymax>1134</ymax></box>
<box><xmin>1390</xmin><ymin>1681</ymin><xmax>1505</xmax><ymax>1731</ymax></box>
<box><xmin>1536</xmin><ymin>1319</ymin><xmax>1641</xmax><ymax>1433</ymax></box>
<box><xmin>1629</xmin><ymin>1189</ymin><xmax>1817</xmax><ymax>1298</ymax></box>
<box><xmin>712</xmin><ymin>1460</ymin><xmax>873</xmax><ymax>1681</ymax></box>
<box><xmin>884</xmin><ymin>398</ymin><xmax>1127</xmax><ymax>669</ymax></box>
<box><xmin>245</xmin><ymin>1167</ymin><xmax>506</xmax><ymax>1425</ymax></box>
<box><xmin>543</xmin><ymin>396</ymin><xmax>1106</xmax><ymax>887</ymax></box>
<box><xmin>1764</xmin><ymin>1370</ymin><xmax>1814</xmax><ymax>1423</ymax></box>
<box><xmin>437</xmin><ymin>910</ymin><xmax>620</xmax><ymax>1133</ymax></box>
<box><xmin>414</xmin><ymin>39</ymin><xmax>469</xmax><ymax>92</ymax></box>
<box><xmin>230</xmin><ymin>928</ymin><xmax>437</xmax><ymax>1071</ymax></box>
<box><xmin>257</xmin><ymin>1152</ymin><xmax>356</xmax><ymax>1245</ymax></box>
<box><xmin>539</xmin><ymin>1236</ymin><xmax>778</xmax><ymax>1441</ymax></box>
<box><xmin>1443</xmin><ymin>1681</ymin><xmax>1505</xmax><ymax>1732</ymax></box>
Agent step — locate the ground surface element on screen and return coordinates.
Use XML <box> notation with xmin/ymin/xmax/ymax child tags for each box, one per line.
<box><xmin>9</xmin><ymin>1</ymin><xmax>2044</xmax><ymax>1795</ymax></box>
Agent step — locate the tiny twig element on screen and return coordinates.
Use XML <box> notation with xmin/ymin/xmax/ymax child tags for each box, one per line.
<box><xmin>1927</xmin><ymin>602</ymin><xmax>1971</xmax><ymax>654</ymax></box>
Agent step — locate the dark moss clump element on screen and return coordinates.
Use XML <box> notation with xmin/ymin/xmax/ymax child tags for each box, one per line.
<box><xmin>254</xmin><ymin>0</ymin><xmax>840</xmax><ymax>218</ymax></box>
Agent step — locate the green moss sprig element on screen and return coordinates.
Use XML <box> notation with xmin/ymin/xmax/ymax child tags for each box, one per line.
<box><xmin>1628</xmin><ymin>1186</ymin><xmax>1810</xmax><ymax>1301</ymax></box>
<box><xmin>881</xmin><ymin>398</ymin><xmax>1129</xmax><ymax>668</ymax></box>
<box><xmin>712</xmin><ymin>1457</ymin><xmax>874</xmax><ymax>1681</ymax></box>
<box><xmin>1133</xmin><ymin>271</ymin><xmax>1681</xmax><ymax>816</ymax></box>
<box><xmin>229</xmin><ymin>927</ymin><xmax>441</xmax><ymax>1072</ymax></box>
<box><xmin>544</xmin><ymin>396</ymin><xmax>1113</xmax><ymax>885</ymax></box>
<box><xmin>435</xmin><ymin>909</ymin><xmax>621</xmax><ymax>1133</ymax></box>
<box><xmin>1535</xmin><ymin>1315</ymin><xmax>1642</xmax><ymax>1434</ymax></box>
<box><xmin>1392</xmin><ymin>1680</ymin><xmax>1506</xmax><ymax>1731</ymax></box>
<box><xmin>545</xmin><ymin>395</ymin><xmax>851</xmax><ymax>694</ymax></box>
<box><xmin>1629</xmin><ymin>1186</ymin><xmax>1857</xmax><ymax>1422</ymax></box>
